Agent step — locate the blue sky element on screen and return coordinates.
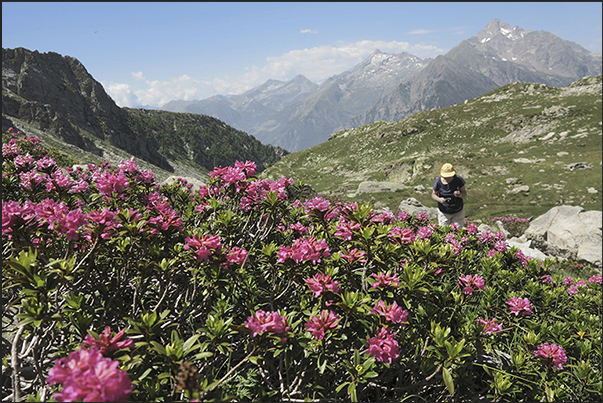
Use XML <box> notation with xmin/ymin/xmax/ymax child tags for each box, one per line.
<box><xmin>3</xmin><ymin>2</ymin><xmax>602</xmax><ymax>108</ymax></box>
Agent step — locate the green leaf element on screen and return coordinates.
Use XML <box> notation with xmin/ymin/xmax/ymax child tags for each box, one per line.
<box><xmin>442</xmin><ymin>366</ymin><xmax>455</xmax><ymax>396</ymax></box>
<box><xmin>336</xmin><ymin>382</ymin><xmax>350</xmax><ymax>393</ymax></box>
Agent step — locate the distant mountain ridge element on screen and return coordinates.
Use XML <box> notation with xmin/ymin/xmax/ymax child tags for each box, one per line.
<box><xmin>162</xmin><ymin>19</ymin><xmax>601</xmax><ymax>152</ymax></box>
<box><xmin>352</xmin><ymin>19</ymin><xmax>602</xmax><ymax>126</ymax></box>
<box><xmin>163</xmin><ymin>50</ymin><xmax>429</xmax><ymax>151</ymax></box>
<box><xmin>2</xmin><ymin>47</ymin><xmax>284</xmax><ymax>179</ymax></box>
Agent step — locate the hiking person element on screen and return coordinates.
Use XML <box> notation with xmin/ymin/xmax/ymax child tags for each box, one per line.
<box><xmin>431</xmin><ymin>163</ymin><xmax>467</xmax><ymax>227</ymax></box>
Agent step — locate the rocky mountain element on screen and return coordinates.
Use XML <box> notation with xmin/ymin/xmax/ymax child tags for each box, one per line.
<box><xmin>351</xmin><ymin>19</ymin><xmax>602</xmax><ymax>126</ymax></box>
<box><xmin>162</xmin><ymin>74</ymin><xmax>320</xmax><ymax>135</ymax></box>
<box><xmin>2</xmin><ymin>47</ymin><xmax>284</xmax><ymax>179</ymax></box>
<box><xmin>162</xmin><ymin>51</ymin><xmax>429</xmax><ymax>151</ymax></box>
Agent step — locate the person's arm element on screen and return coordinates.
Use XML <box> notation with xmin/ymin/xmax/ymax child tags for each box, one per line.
<box><xmin>432</xmin><ymin>189</ymin><xmax>445</xmax><ymax>204</ymax></box>
<box><xmin>453</xmin><ymin>185</ymin><xmax>467</xmax><ymax>200</ymax></box>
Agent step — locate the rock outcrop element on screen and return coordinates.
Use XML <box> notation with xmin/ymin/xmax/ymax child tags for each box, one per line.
<box><xmin>523</xmin><ymin>205</ymin><xmax>602</xmax><ymax>269</ymax></box>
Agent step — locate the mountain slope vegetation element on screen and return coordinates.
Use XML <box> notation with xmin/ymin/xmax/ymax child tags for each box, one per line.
<box><xmin>261</xmin><ymin>75</ymin><xmax>602</xmax><ymax>221</ymax></box>
<box><xmin>2</xmin><ymin>47</ymin><xmax>285</xmax><ymax>182</ymax></box>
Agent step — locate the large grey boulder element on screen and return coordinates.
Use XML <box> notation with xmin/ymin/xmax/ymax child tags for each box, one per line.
<box><xmin>397</xmin><ymin>197</ymin><xmax>438</xmax><ymax>220</ymax></box>
<box><xmin>523</xmin><ymin>205</ymin><xmax>602</xmax><ymax>269</ymax></box>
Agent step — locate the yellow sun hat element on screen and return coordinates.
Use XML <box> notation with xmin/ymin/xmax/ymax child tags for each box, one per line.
<box><xmin>440</xmin><ymin>163</ymin><xmax>456</xmax><ymax>178</ymax></box>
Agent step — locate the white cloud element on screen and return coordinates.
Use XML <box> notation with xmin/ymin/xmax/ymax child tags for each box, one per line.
<box><xmin>300</xmin><ymin>29</ymin><xmax>318</xmax><ymax>34</ymax></box>
<box><xmin>103</xmin><ymin>39</ymin><xmax>446</xmax><ymax>108</ymax></box>
<box><xmin>407</xmin><ymin>29</ymin><xmax>434</xmax><ymax>35</ymax></box>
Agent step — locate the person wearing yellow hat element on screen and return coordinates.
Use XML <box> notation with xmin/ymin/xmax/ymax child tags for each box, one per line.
<box><xmin>431</xmin><ymin>163</ymin><xmax>467</xmax><ymax>227</ymax></box>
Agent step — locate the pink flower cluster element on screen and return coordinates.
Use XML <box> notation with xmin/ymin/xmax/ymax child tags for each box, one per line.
<box><xmin>477</xmin><ymin>317</ymin><xmax>503</xmax><ymax>335</ymax></box>
<box><xmin>225</xmin><ymin>246</ymin><xmax>249</xmax><ymax>266</ymax></box>
<box><xmin>245</xmin><ymin>310</ymin><xmax>290</xmax><ymax>337</ymax></box>
<box><xmin>334</xmin><ymin>219</ymin><xmax>361</xmax><ymax>241</ymax></box>
<box><xmin>458</xmin><ymin>274</ymin><xmax>485</xmax><ymax>295</ymax></box>
<box><xmin>533</xmin><ymin>342</ymin><xmax>567</xmax><ymax>370</ymax></box>
<box><xmin>82</xmin><ymin>326</ymin><xmax>134</xmax><ymax>355</ymax></box>
<box><xmin>240</xmin><ymin>177</ymin><xmax>292</xmax><ymax>210</ymax></box>
<box><xmin>304</xmin><ymin>273</ymin><xmax>341</xmax><ymax>298</ymax></box>
<box><xmin>305</xmin><ymin>310</ymin><xmax>341</xmax><ymax>340</ymax></box>
<box><xmin>388</xmin><ymin>226</ymin><xmax>415</xmax><ymax>244</ymax></box>
<box><xmin>340</xmin><ymin>248</ymin><xmax>367</xmax><ymax>264</ymax></box>
<box><xmin>277</xmin><ymin>236</ymin><xmax>330</xmax><ymax>264</ymax></box>
<box><xmin>47</xmin><ymin>346</ymin><xmax>133</xmax><ymax>402</ymax></box>
<box><xmin>367</xmin><ymin>327</ymin><xmax>399</xmax><ymax>364</ymax></box>
<box><xmin>370</xmin><ymin>300</ymin><xmax>408</xmax><ymax>324</ymax></box>
<box><xmin>506</xmin><ymin>296</ymin><xmax>533</xmax><ymax>316</ymax></box>
<box><xmin>371</xmin><ymin>272</ymin><xmax>400</xmax><ymax>289</ymax></box>
<box><xmin>588</xmin><ymin>275</ymin><xmax>602</xmax><ymax>285</ymax></box>
<box><xmin>184</xmin><ymin>233</ymin><xmax>222</xmax><ymax>262</ymax></box>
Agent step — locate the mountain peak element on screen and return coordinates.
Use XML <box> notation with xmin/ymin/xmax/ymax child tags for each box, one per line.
<box><xmin>476</xmin><ymin>19</ymin><xmax>531</xmax><ymax>43</ymax></box>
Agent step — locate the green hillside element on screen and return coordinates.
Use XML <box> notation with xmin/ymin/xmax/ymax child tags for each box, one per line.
<box><xmin>261</xmin><ymin>76</ymin><xmax>602</xmax><ymax>221</ymax></box>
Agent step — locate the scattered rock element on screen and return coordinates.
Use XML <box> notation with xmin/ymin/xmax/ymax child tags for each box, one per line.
<box><xmin>507</xmin><ymin>185</ymin><xmax>530</xmax><ymax>194</ymax></box>
<box><xmin>587</xmin><ymin>187</ymin><xmax>598</xmax><ymax>194</ymax></box>
<box><xmin>565</xmin><ymin>162</ymin><xmax>592</xmax><ymax>170</ymax></box>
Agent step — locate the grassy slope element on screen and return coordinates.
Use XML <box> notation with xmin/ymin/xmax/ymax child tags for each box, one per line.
<box><xmin>261</xmin><ymin>76</ymin><xmax>602</xmax><ymax>221</ymax></box>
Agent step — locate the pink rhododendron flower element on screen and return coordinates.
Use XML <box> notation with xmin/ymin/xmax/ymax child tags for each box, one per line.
<box><xmin>567</xmin><ymin>285</ymin><xmax>578</xmax><ymax>295</ymax></box>
<box><xmin>477</xmin><ymin>317</ymin><xmax>503</xmax><ymax>335</ymax></box>
<box><xmin>340</xmin><ymin>248</ymin><xmax>367</xmax><ymax>264</ymax></box>
<box><xmin>388</xmin><ymin>227</ymin><xmax>415</xmax><ymax>244</ymax></box>
<box><xmin>371</xmin><ymin>210</ymin><xmax>396</xmax><ymax>224</ymax></box>
<box><xmin>304</xmin><ymin>195</ymin><xmax>331</xmax><ymax>213</ymax></box>
<box><xmin>96</xmin><ymin>171</ymin><xmax>129</xmax><ymax>195</ymax></box>
<box><xmin>506</xmin><ymin>296</ymin><xmax>533</xmax><ymax>316</ymax></box>
<box><xmin>304</xmin><ymin>273</ymin><xmax>340</xmax><ymax>297</ymax></box>
<box><xmin>184</xmin><ymin>233</ymin><xmax>222</xmax><ymax>262</ymax></box>
<box><xmin>289</xmin><ymin>222</ymin><xmax>308</xmax><ymax>234</ymax></box>
<box><xmin>540</xmin><ymin>275</ymin><xmax>554</xmax><ymax>284</ymax></box>
<box><xmin>494</xmin><ymin>240</ymin><xmax>507</xmax><ymax>253</ymax></box>
<box><xmin>534</xmin><ymin>342</ymin><xmax>567</xmax><ymax>370</ymax></box>
<box><xmin>226</xmin><ymin>246</ymin><xmax>248</xmax><ymax>265</ymax></box>
<box><xmin>397</xmin><ymin>210</ymin><xmax>410</xmax><ymax>222</ymax></box>
<box><xmin>277</xmin><ymin>236</ymin><xmax>330</xmax><ymax>264</ymax></box>
<box><xmin>47</xmin><ymin>346</ymin><xmax>133</xmax><ymax>402</ymax></box>
<box><xmin>416</xmin><ymin>226</ymin><xmax>433</xmax><ymax>240</ymax></box>
<box><xmin>244</xmin><ymin>310</ymin><xmax>289</xmax><ymax>337</ymax></box>
<box><xmin>304</xmin><ymin>310</ymin><xmax>341</xmax><ymax>340</ymax></box>
<box><xmin>370</xmin><ymin>300</ymin><xmax>408</xmax><ymax>324</ymax></box>
<box><xmin>563</xmin><ymin>277</ymin><xmax>574</xmax><ymax>286</ymax></box>
<box><xmin>83</xmin><ymin>327</ymin><xmax>134</xmax><ymax>355</ymax></box>
<box><xmin>367</xmin><ymin>327</ymin><xmax>399</xmax><ymax>364</ymax></box>
<box><xmin>416</xmin><ymin>212</ymin><xmax>430</xmax><ymax>222</ymax></box>
<box><xmin>458</xmin><ymin>274</ymin><xmax>485</xmax><ymax>295</ymax></box>
<box><xmin>371</xmin><ymin>272</ymin><xmax>399</xmax><ymax>288</ymax></box>
<box><xmin>479</xmin><ymin>230</ymin><xmax>495</xmax><ymax>245</ymax></box>
<box><xmin>588</xmin><ymin>275</ymin><xmax>602</xmax><ymax>285</ymax></box>
<box><xmin>234</xmin><ymin>160</ymin><xmax>257</xmax><ymax>177</ymax></box>
<box><xmin>465</xmin><ymin>223</ymin><xmax>479</xmax><ymax>235</ymax></box>
<box><xmin>334</xmin><ymin>219</ymin><xmax>361</xmax><ymax>241</ymax></box>
<box><xmin>576</xmin><ymin>280</ymin><xmax>587</xmax><ymax>288</ymax></box>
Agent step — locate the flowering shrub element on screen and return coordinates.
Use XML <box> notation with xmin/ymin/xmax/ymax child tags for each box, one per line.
<box><xmin>491</xmin><ymin>215</ymin><xmax>530</xmax><ymax>238</ymax></box>
<box><xmin>2</xmin><ymin>129</ymin><xmax>602</xmax><ymax>402</ymax></box>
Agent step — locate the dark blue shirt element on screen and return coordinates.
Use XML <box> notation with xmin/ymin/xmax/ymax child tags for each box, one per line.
<box><xmin>433</xmin><ymin>175</ymin><xmax>465</xmax><ymax>213</ymax></box>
